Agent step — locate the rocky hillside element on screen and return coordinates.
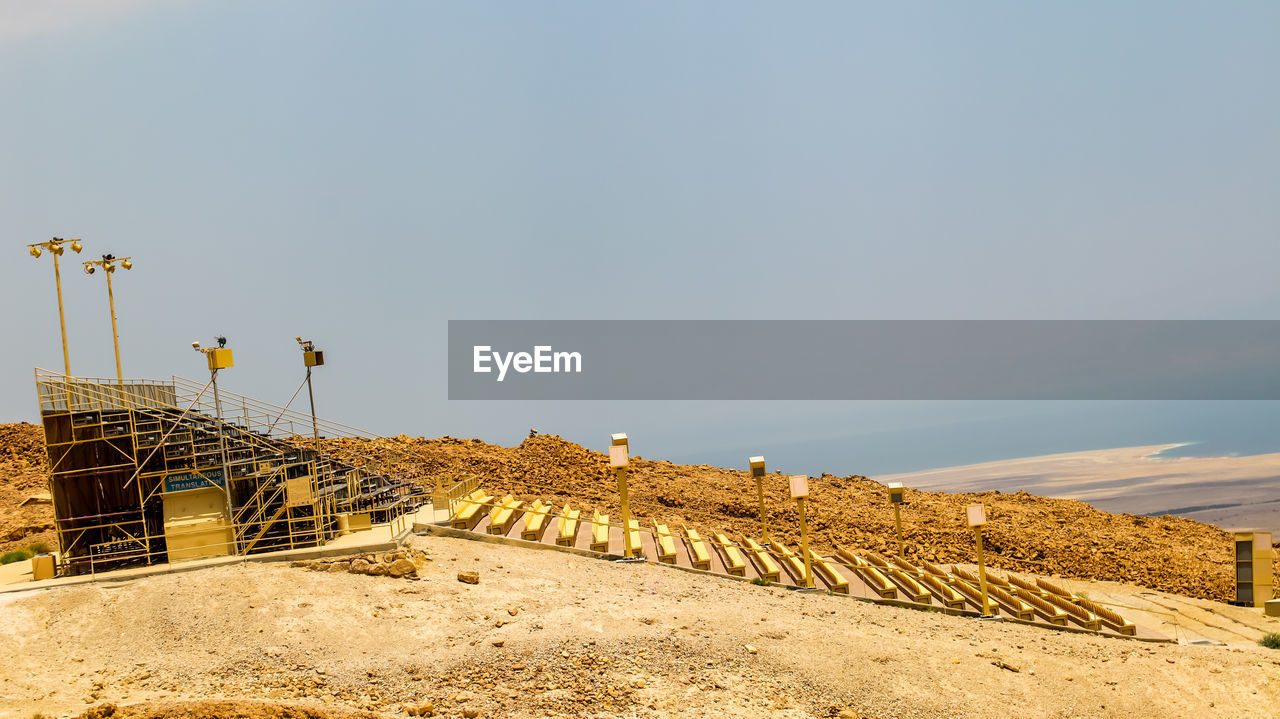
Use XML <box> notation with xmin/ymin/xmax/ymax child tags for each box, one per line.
<box><xmin>0</xmin><ymin>422</ymin><xmax>54</xmax><ymax>555</ymax></box>
<box><xmin>4</xmin><ymin>422</ymin><xmax>1273</xmax><ymax>603</ymax></box>
<box><xmin>325</xmin><ymin>432</ymin><xmax>1275</xmax><ymax>604</ymax></box>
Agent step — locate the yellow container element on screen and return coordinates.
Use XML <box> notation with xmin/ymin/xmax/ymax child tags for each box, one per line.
<box><xmin>31</xmin><ymin>554</ymin><xmax>55</xmax><ymax>581</ymax></box>
<box><xmin>346</xmin><ymin>512</ymin><xmax>372</xmax><ymax>532</ymax></box>
<box><xmin>206</xmin><ymin>348</ymin><xmax>234</xmax><ymax>370</ymax></box>
<box><xmin>1234</xmin><ymin>530</ymin><xmax>1274</xmax><ymax>608</ymax></box>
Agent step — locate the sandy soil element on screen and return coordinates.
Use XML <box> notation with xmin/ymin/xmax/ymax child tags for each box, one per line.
<box><xmin>4</xmin><ymin>534</ymin><xmax>1279</xmax><ymax>719</ymax></box>
<box><xmin>877</xmin><ymin>444</ymin><xmax>1280</xmax><ymax>531</ymax></box>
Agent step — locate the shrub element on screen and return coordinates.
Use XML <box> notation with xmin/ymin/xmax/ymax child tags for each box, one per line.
<box><xmin>27</xmin><ymin>541</ymin><xmax>51</xmax><ymax>555</ymax></box>
<box><xmin>1260</xmin><ymin>633</ymin><xmax>1280</xmax><ymax>650</ymax></box>
<box><xmin>750</xmin><ymin>577</ymin><xmax>771</xmax><ymax>587</ymax></box>
<box><xmin>1</xmin><ymin>549</ymin><xmax>34</xmax><ymax>565</ymax></box>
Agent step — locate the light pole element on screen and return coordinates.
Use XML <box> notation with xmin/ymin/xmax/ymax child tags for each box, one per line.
<box><xmin>194</xmin><ymin>337</ymin><xmax>235</xmax><ymax>549</ymax></box>
<box><xmin>888</xmin><ymin>482</ymin><xmax>905</xmax><ymax>558</ymax></box>
<box><xmin>609</xmin><ymin>433</ymin><xmax>636</xmax><ymax>558</ymax></box>
<box><xmin>967</xmin><ymin>504</ymin><xmax>992</xmax><ymax>617</ymax></box>
<box><xmin>83</xmin><ymin>254</ymin><xmax>133</xmax><ymax>383</ymax></box>
<box><xmin>27</xmin><ymin>237</ymin><xmax>83</xmax><ymax>376</ymax></box>
<box><xmin>296</xmin><ymin>337</ymin><xmax>324</xmax><ymax>451</ymax></box>
<box><xmin>749</xmin><ymin>456</ymin><xmax>770</xmax><ymax>545</ymax></box>
<box><xmin>790</xmin><ymin>475</ymin><xmax>813</xmax><ymax>589</ymax></box>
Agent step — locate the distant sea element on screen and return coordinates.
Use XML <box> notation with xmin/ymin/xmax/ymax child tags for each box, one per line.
<box><xmin>669</xmin><ymin>401</ymin><xmax>1280</xmax><ymax>479</ymax></box>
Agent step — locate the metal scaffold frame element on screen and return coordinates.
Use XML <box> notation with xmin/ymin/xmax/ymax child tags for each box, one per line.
<box><xmin>34</xmin><ymin>368</ymin><xmax>424</xmax><ymax>576</ymax></box>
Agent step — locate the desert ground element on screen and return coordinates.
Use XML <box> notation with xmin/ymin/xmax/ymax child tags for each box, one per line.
<box><xmin>3</xmin><ymin>534</ymin><xmax>1279</xmax><ymax>719</ymax></box>
<box><xmin>877</xmin><ymin>444</ymin><xmax>1280</xmax><ymax>532</ymax></box>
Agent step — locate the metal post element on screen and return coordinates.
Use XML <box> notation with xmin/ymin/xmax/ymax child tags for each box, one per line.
<box><xmin>616</xmin><ymin>466</ymin><xmax>634</xmax><ymax>558</ymax></box>
<box><xmin>893</xmin><ymin>504</ymin><xmax>904</xmax><ymax>558</ymax></box>
<box><xmin>211</xmin><ymin>368</ymin><xmax>236</xmax><ymax>553</ymax></box>
<box><xmin>106</xmin><ymin>268</ymin><xmax>123</xmax><ymax>384</ymax></box>
<box><xmin>797</xmin><ymin>496</ymin><xmax>813</xmax><ymax>588</ymax></box>
<box><xmin>975</xmin><ymin>525</ymin><xmax>991</xmax><ymax>616</ymax></box>
<box><xmin>52</xmin><ymin>249</ymin><xmax>71</xmax><ymax>377</ymax></box>
<box><xmin>305</xmin><ymin>367</ymin><xmax>320</xmax><ymax>450</ymax></box>
<box><xmin>756</xmin><ymin>476</ymin><xmax>770</xmax><ymax>545</ymax></box>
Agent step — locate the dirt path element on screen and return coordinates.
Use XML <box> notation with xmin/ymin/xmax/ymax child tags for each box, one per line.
<box><xmin>4</xmin><ymin>535</ymin><xmax>1278</xmax><ymax>719</ymax></box>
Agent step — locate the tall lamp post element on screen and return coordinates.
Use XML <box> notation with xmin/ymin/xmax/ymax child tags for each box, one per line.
<box><xmin>83</xmin><ymin>254</ymin><xmax>133</xmax><ymax>383</ymax></box>
<box><xmin>749</xmin><ymin>456</ymin><xmax>770</xmax><ymax>545</ymax></box>
<box><xmin>790</xmin><ymin>475</ymin><xmax>814</xmax><ymax>589</ymax></box>
<box><xmin>194</xmin><ymin>337</ymin><xmax>235</xmax><ymax>548</ymax></box>
<box><xmin>296</xmin><ymin>337</ymin><xmax>324</xmax><ymax>451</ymax></box>
<box><xmin>887</xmin><ymin>482</ymin><xmax>906</xmax><ymax>558</ymax></box>
<box><xmin>27</xmin><ymin>237</ymin><xmax>84</xmax><ymax>376</ymax></box>
<box><xmin>609</xmin><ymin>433</ymin><xmax>636</xmax><ymax>558</ymax></box>
<box><xmin>967</xmin><ymin>504</ymin><xmax>992</xmax><ymax>617</ymax></box>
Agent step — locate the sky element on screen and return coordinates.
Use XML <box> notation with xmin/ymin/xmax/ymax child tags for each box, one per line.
<box><xmin>2</xmin><ymin>1</ymin><xmax>1278</xmax><ymax>479</ymax></box>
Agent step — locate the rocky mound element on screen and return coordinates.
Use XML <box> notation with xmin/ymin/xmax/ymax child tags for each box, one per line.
<box><xmin>2</xmin><ymin>422</ymin><xmax>1270</xmax><ymax>603</ymax></box>
<box><xmin>324</xmin><ymin>432</ymin><xmax>1275</xmax><ymax>604</ymax></box>
<box><xmin>291</xmin><ymin>548</ymin><xmax>431</xmax><ymax>579</ymax></box>
<box><xmin>0</xmin><ymin>422</ymin><xmax>55</xmax><ymax>554</ymax></box>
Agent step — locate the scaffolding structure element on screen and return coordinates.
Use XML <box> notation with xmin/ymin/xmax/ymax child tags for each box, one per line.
<box><xmin>35</xmin><ymin>368</ymin><xmax>422</xmax><ymax>576</ymax></box>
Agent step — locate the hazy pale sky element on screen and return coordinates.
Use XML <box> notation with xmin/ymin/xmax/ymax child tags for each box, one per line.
<box><xmin>2</xmin><ymin>2</ymin><xmax>1278</xmax><ymax>477</ymax></box>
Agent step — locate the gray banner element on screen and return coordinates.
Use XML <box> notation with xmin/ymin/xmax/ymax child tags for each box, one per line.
<box><xmin>448</xmin><ymin>320</ymin><xmax>1280</xmax><ymax>400</ymax></box>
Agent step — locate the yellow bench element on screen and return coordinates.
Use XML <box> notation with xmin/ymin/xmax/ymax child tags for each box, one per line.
<box><xmin>590</xmin><ymin>510</ymin><xmax>611</xmax><ymax>553</ymax></box>
<box><xmin>684</xmin><ymin>527</ymin><xmax>711</xmax><ymax>570</ymax></box>
<box><xmin>713</xmin><ymin>532</ymin><xmax>747</xmax><ymax>577</ymax></box>
<box><xmin>804</xmin><ymin>548</ymin><xmax>849</xmax><ymax>594</ymax></box>
<box><xmin>522</xmin><ymin>499</ymin><xmax>551</xmax><ymax>541</ymax></box>
<box><xmin>652</xmin><ymin>521</ymin><xmax>677</xmax><ymax>563</ymax></box>
<box><xmin>487</xmin><ymin>495</ymin><xmax>523</xmax><ymax>536</ymax></box>
<box><xmin>773</xmin><ymin>543</ymin><xmax>809</xmax><ymax>584</ymax></box>
<box><xmin>866</xmin><ymin>552</ymin><xmax>931</xmax><ymax>603</ymax></box>
<box><xmin>1013</xmin><ymin>587</ymin><xmax>1069</xmax><ymax>626</ymax></box>
<box><xmin>1074</xmin><ymin>596</ymin><xmax>1136</xmax><ymax>636</ymax></box>
<box><xmin>834</xmin><ymin>547</ymin><xmax>897</xmax><ymax>599</ymax></box>
<box><xmin>742</xmin><ymin>537</ymin><xmax>780</xmax><ymax>582</ymax></box>
<box><xmin>452</xmin><ymin>489</ymin><xmax>494</xmax><ymax>530</ymax></box>
<box><xmin>947</xmin><ymin>575</ymin><xmax>997</xmax><ymax>614</ymax></box>
<box><xmin>917</xmin><ymin>571</ymin><xmax>967</xmax><ymax>610</ymax></box>
<box><xmin>556</xmin><ymin>504</ymin><xmax>581</xmax><ymax>547</ymax></box>
<box><xmin>986</xmin><ymin>584</ymin><xmax>1036</xmax><ymax>621</ymax></box>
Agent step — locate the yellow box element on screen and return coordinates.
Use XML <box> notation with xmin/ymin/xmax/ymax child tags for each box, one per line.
<box><xmin>1234</xmin><ymin>530</ymin><xmax>1273</xmax><ymax>607</ymax></box>
<box><xmin>206</xmin><ymin>348</ymin><xmax>234</xmax><ymax>370</ymax></box>
<box><xmin>608</xmin><ymin>445</ymin><xmax>628</xmax><ymax>468</ymax></box>
<box><xmin>31</xmin><ymin>554</ymin><xmax>55</xmax><ymax>581</ymax></box>
<box><xmin>346</xmin><ymin>512</ymin><xmax>372</xmax><ymax>532</ymax></box>
<box><xmin>888</xmin><ymin>482</ymin><xmax>905</xmax><ymax>504</ymax></box>
<box><xmin>304</xmin><ymin>350</ymin><xmax>324</xmax><ymax>367</ymax></box>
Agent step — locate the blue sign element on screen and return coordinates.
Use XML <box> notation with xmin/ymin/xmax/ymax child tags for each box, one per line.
<box><xmin>164</xmin><ymin>469</ymin><xmax>225</xmax><ymax>493</ymax></box>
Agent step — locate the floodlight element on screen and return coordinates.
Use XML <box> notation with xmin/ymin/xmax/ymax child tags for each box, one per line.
<box><xmin>84</xmin><ymin>265</ymin><xmax>95</xmax><ymax>275</ymax></box>
<box><xmin>966</xmin><ymin>504</ymin><xmax>987</xmax><ymax>527</ymax></box>
<box><xmin>192</xmin><ymin>341</ymin><xmax>202</xmax><ymax>349</ymax></box>
<box><xmin>789</xmin><ymin>475</ymin><xmax>809</xmax><ymax>500</ymax></box>
<box><xmin>888</xmin><ymin>482</ymin><xmax>905</xmax><ymax>504</ymax></box>
<box><xmin>52</xmin><ymin>244</ymin><xmax>64</xmax><ymax>256</ymax></box>
<box><xmin>70</xmin><ymin>240</ymin><xmax>82</xmax><ymax>253</ymax></box>
<box><xmin>29</xmin><ymin>246</ymin><xmax>41</xmax><ymax>258</ymax></box>
<box><xmin>609</xmin><ymin>444</ymin><xmax>628</xmax><ymax>468</ymax></box>
<box><xmin>121</xmin><ymin>260</ymin><xmax>132</xmax><ymax>270</ymax></box>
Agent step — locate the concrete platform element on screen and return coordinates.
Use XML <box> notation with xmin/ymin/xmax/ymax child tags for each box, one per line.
<box><xmin>0</xmin><ymin>505</ymin><xmax>433</xmax><ymax>594</ymax></box>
